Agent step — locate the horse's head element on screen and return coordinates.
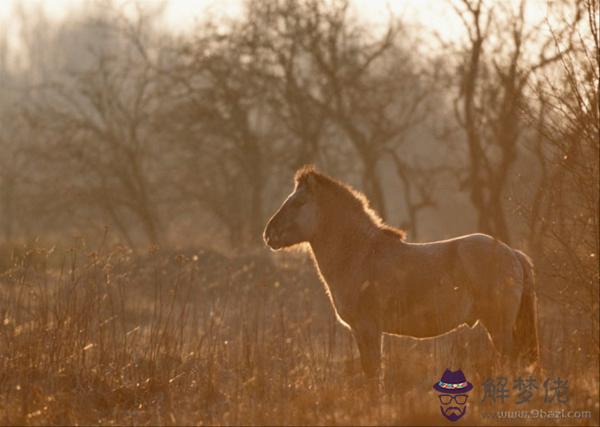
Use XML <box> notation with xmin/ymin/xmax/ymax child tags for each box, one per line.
<box><xmin>263</xmin><ymin>172</ymin><xmax>319</xmax><ymax>250</ymax></box>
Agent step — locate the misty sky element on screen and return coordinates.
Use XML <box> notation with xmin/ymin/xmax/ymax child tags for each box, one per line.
<box><xmin>0</xmin><ymin>0</ymin><xmax>550</xmax><ymax>60</ymax></box>
<box><xmin>0</xmin><ymin>0</ymin><xmax>471</xmax><ymax>41</ymax></box>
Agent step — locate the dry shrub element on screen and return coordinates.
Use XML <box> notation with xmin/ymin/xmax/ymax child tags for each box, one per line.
<box><xmin>0</xmin><ymin>244</ymin><xmax>597</xmax><ymax>425</ymax></box>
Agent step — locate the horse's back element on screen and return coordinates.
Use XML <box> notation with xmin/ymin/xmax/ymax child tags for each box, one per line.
<box><xmin>421</xmin><ymin>233</ymin><xmax>526</xmax><ymax>339</ymax></box>
<box><xmin>406</xmin><ymin>232</ymin><xmax>524</xmax><ymax>296</ymax></box>
<box><xmin>426</xmin><ymin>232</ymin><xmax>501</xmax><ymax>249</ymax></box>
<box><xmin>368</xmin><ymin>231</ymin><xmax>527</xmax><ymax>338</ymax></box>
<box><xmin>456</xmin><ymin>233</ymin><xmax>521</xmax><ymax>278</ymax></box>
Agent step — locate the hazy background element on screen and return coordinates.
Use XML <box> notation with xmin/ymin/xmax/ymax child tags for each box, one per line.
<box><xmin>0</xmin><ymin>0</ymin><xmax>597</xmax><ymax>425</ymax></box>
<box><xmin>0</xmin><ymin>0</ymin><xmax>568</xmax><ymax>248</ymax></box>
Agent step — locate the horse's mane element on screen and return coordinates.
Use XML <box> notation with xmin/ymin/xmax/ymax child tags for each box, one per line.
<box><xmin>295</xmin><ymin>165</ymin><xmax>406</xmax><ymax>240</ymax></box>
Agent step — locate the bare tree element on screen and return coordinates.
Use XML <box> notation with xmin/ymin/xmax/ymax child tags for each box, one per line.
<box><xmin>449</xmin><ymin>0</ymin><xmax>578</xmax><ymax>242</ymax></box>
<box><xmin>239</xmin><ymin>0</ymin><xmax>431</xmax><ymax>226</ymax></box>
<box><xmin>524</xmin><ymin>0</ymin><xmax>599</xmax><ymax>348</ymax></box>
<box><xmin>297</xmin><ymin>0</ymin><xmax>429</xmax><ymax>219</ymax></box>
<box><xmin>159</xmin><ymin>18</ymin><xmax>280</xmax><ymax>248</ymax></box>
<box><xmin>0</xmin><ymin>4</ymin><xmax>64</xmax><ymax>241</ymax></box>
<box><xmin>244</xmin><ymin>0</ymin><xmax>329</xmax><ymax>168</ymax></box>
<box><xmin>21</xmin><ymin>9</ymin><xmax>165</xmax><ymax>246</ymax></box>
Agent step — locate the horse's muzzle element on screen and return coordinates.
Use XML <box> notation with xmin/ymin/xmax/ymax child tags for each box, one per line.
<box><xmin>264</xmin><ymin>235</ymin><xmax>282</xmax><ymax>250</ymax></box>
<box><xmin>263</xmin><ymin>223</ymin><xmax>283</xmax><ymax>250</ymax></box>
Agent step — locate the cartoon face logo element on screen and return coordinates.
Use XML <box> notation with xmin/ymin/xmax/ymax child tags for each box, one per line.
<box><xmin>433</xmin><ymin>369</ymin><xmax>473</xmax><ymax>422</ymax></box>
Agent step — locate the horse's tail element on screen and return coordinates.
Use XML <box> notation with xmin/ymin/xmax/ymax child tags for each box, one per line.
<box><xmin>512</xmin><ymin>250</ymin><xmax>540</xmax><ymax>367</ymax></box>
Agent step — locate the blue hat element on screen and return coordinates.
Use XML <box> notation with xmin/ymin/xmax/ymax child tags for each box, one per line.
<box><xmin>433</xmin><ymin>369</ymin><xmax>473</xmax><ymax>394</ymax></box>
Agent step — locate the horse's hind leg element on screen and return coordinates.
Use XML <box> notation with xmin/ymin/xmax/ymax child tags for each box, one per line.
<box><xmin>486</xmin><ymin>323</ymin><xmax>514</xmax><ymax>362</ymax></box>
<box><xmin>483</xmin><ymin>302</ymin><xmax>520</xmax><ymax>370</ymax></box>
<box><xmin>352</xmin><ymin>317</ymin><xmax>382</xmax><ymax>380</ymax></box>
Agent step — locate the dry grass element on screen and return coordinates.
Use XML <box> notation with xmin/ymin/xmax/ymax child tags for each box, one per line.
<box><xmin>0</xmin><ymin>243</ymin><xmax>597</xmax><ymax>426</ymax></box>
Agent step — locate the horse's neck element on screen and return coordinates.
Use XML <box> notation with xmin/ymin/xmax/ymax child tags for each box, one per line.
<box><xmin>309</xmin><ymin>215</ymin><xmax>375</xmax><ymax>288</ymax></box>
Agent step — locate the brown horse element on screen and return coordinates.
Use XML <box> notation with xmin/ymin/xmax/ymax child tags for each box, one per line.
<box><xmin>263</xmin><ymin>166</ymin><xmax>539</xmax><ymax>378</ymax></box>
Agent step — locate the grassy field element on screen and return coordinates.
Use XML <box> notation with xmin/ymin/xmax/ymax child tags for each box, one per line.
<box><xmin>0</xmin><ymin>243</ymin><xmax>597</xmax><ymax>425</ymax></box>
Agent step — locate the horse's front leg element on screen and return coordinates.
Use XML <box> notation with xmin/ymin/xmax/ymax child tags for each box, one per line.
<box><xmin>352</xmin><ymin>317</ymin><xmax>382</xmax><ymax>379</ymax></box>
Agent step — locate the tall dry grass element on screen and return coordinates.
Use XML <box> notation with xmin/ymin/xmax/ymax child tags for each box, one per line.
<box><xmin>0</xmin><ymin>243</ymin><xmax>597</xmax><ymax>425</ymax></box>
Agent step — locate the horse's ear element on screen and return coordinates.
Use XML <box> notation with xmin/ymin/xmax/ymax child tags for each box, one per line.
<box><xmin>294</xmin><ymin>165</ymin><xmax>318</xmax><ymax>191</ymax></box>
<box><xmin>303</xmin><ymin>173</ymin><xmax>318</xmax><ymax>191</ymax></box>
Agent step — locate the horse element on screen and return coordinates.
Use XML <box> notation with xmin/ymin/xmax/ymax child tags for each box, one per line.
<box><xmin>263</xmin><ymin>166</ymin><xmax>539</xmax><ymax>379</ymax></box>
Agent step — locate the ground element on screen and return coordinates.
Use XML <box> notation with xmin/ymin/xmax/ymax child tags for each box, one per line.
<box><xmin>0</xmin><ymin>244</ymin><xmax>597</xmax><ymax>425</ymax></box>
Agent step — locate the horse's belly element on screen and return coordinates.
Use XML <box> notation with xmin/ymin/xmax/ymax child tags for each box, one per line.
<box><xmin>381</xmin><ymin>285</ymin><xmax>475</xmax><ymax>338</ymax></box>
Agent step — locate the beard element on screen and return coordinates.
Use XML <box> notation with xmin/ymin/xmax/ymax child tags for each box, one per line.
<box><xmin>441</xmin><ymin>405</ymin><xmax>467</xmax><ymax>421</ymax></box>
